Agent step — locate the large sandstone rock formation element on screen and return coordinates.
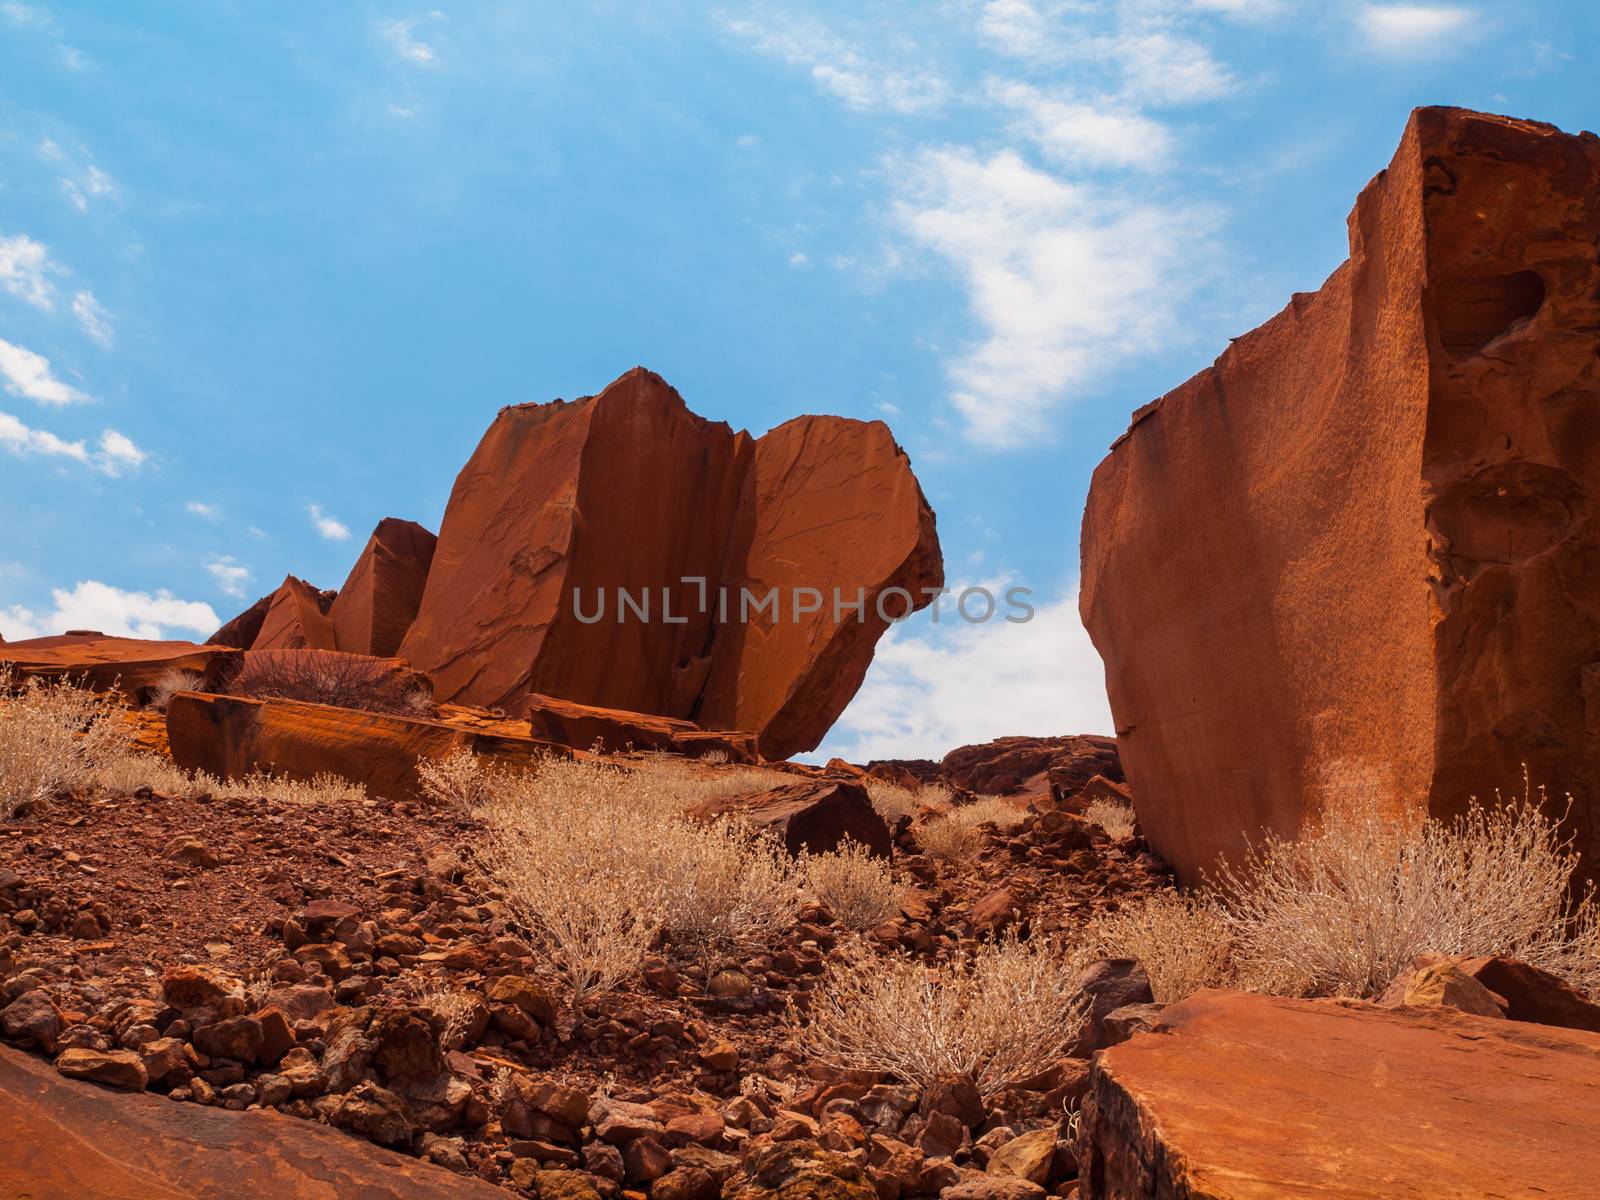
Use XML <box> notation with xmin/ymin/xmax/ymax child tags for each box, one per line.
<box><xmin>252</xmin><ymin>575</ymin><xmax>338</xmax><ymax>652</ymax></box>
<box><xmin>1077</xmin><ymin>989</ymin><xmax>1600</xmax><ymax>1198</ymax></box>
<box><xmin>0</xmin><ymin>633</ymin><xmax>237</xmax><ymax>704</ymax></box>
<box><xmin>0</xmin><ymin>1043</ymin><xmax>509</xmax><ymax>1199</ymax></box>
<box><xmin>328</xmin><ymin>518</ymin><xmax>437</xmax><ymax>657</ymax></box>
<box><xmin>401</xmin><ymin>368</ymin><xmax>942</xmax><ymax>759</ymax></box>
<box><xmin>1080</xmin><ymin>108</ymin><xmax>1600</xmax><ymax>883</ymax></box>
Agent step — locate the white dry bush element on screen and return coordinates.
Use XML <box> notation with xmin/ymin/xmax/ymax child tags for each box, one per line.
<box><xmin>0</xmin><ymin>665</ymin><xmax>126</xmax><ymax>818</ymax></box>
<box><xmin>868</xmin><ymin>779</ymin><xmax>956</xmax><ymax>824</ymax></box>
<box><xmin>92</xmin><ymin>753</ymin><xmax>207</xmax><ymax>800</ymax></box>
<box><xmin>805</xmin><ymin>840</ymin><xmax>903</xmax><ymax>931</ymax></box>
<box><xmin>1083</xmin><ymin>796</ymin><xmax>1137</xmax><ymax>840</ymax></box>
<box><xmin>797</xmin><ymin>933</ymin><xmax>1090</xmax><ymax>1097</ymax></box>
<box><xmin>148</xmin><ymin>668</ymin><xmax>206</xmax><ymax>712</ymax></box>
<box><xmin>1086</xmin><ymin>891</ymin><xmax>1235</xmax><ymax>1002</ymax></box>
<box><xmin>476</xmin><ymin>756</ymin><xmax>806</xmax><ymax>1007</ymax></box>
<box><xmin>208</xmin><ymin>768</ymin><xmax>367</xmax><ymax>807</ymax></box>
<box><xmin>1215</xmin><ymin>789</ymin><xmax>1600</xmax><ymax>999</ymax></box>
<box><xmin>918</xmin><ymin>797</ymin><xmax>1024</xmax><ymax>863</ymax></box>
<box><xmin>416</xmin><ymin>749</ymin><xmax>495</xmax><ymax>808</ymax></box>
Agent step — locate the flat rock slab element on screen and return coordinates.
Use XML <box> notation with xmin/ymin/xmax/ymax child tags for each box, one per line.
<box><xmin>0</xmin><ymin>1044</ymin><xmax>506</xmax><ymax>1199</ymax></box>
<box><xmin>1</xmin><ymin>633</ymin><xmax>238</xmax><ymax>704</ymax></box>
<box><xmin>1079</xmin><ymin>989</ymin><xmax>1600</xmax><ymax>1199</ymax></box>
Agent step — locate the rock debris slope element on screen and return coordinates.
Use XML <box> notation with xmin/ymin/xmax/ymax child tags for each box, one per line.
<box><xmin>1081</xmin><ymin>107</ymin><xmax>1600</xmax><ymax>883</ymax></box>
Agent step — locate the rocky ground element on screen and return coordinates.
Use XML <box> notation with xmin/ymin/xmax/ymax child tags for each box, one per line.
<box><xmin>0</xmin><ymin>734</ymin><xmax>1170</xmax><ymax>1200</ymax></box>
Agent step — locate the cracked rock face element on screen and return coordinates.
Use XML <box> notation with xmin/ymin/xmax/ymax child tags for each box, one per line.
<box><xmin>1080</xmin><ymin>106</ymin><xmax>1600</xmax><ymax>884</ymax></box>
<box><xmin>399</xmin><ymin>367</ymin><xmax>942</xmax><ymax>760</ymax></box>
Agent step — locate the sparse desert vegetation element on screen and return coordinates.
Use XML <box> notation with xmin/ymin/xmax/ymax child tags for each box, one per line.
<box><xmin>0</xmin><ymin>664</ymin><xmax>127</xmax><ymax>818</ymax></box>
<box><xmin>223</xmin><ymin>649</ymin><xmax>433</xmax><ymax>716</ymax></box>
<box><xmin>1083</xmin><ymin>795</ymin><xmax>1137</xmax><ymax>840</ymax></box>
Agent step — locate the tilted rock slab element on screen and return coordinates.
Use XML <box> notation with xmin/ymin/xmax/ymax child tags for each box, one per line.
<box><xmin>401</xmin><ymin>367</ymin><xmax>942</xmax><ymax>760</ymax></box>
<box><xmin>1077</xmin><ymin>989</ymin><xmax>1600</xmax><ymax>1199</ymax></box>
<box><xmin>328</xmin><ymin>518</ymin><xmax>437</xmax><ymax>658</ymax></box>
<box><xmin>251</xmin><ymin>574</ymin><xmax>339</xmax><ymax>652</ymax></box>
<box><xmin>1080</xmin><ymin>107</ymin><xmax>1600</xmax><ymax>883</ymax></box>
<box><xmin>1</xmin><ymin>632</ymin><xmax>238</xmax><ymax>705</ymax></box>
<box><xmin>0</xmin><ymin>1043</ymin><xmax>508</xmax><ymax>1199</ymax></box>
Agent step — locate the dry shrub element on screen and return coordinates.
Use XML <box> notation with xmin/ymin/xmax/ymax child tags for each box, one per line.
<box><xmin>0</xmin><ymin>665</ymin><xmax>125</xmax><ymax>818</ymax></box>
<box><xmin>805</xmin><ymin>840</ymin><xmax>903</xmax><ymax>931</ymax></box>
<box><xmin>868</xmin><ymin>779</ymin><xmax>955</xmax><ymax>823</ymax></box>
<box><xmin>148</xmin><ymin>668</ymin><xmax>206</xmax><ymax>711</ymax></box>
<box><xmin>225</xmin><ymin>650</ymin><xmax>430</xmax><ymax>715</ymax></box>
<box><xmin>625</xmin><ymin>754</ymin><xmax>795</xmax><ymax>811</ymax></box>
<box><xmin>208</xmin><ymin>768</ymin><xmax>367</xmax><ymax>806</ymax></box>
<box><xmin>1087</xmin><ymin>892</ymin><xmax>1235</xmax><ymax>1002</ymax></box>
<box><xmin>796</xmin><ymin>933</ymin><xmax>1090</xmax><ymax>1097</ymax></box>
<box><xmin>1083</xmin><ymin>796</ymin><xmax>1137</xmax><ymax>840</ymax></box>
<box><xmin>918</xmin><ymin>797</ymin><xmax>1024</xmax><ymax>863</ymax></box>
<box><xmin>476</xmin><ymin>756</ymin><xmax>805</xmax><ymax>1006</ymax></box>
<box><xmin>416</xmin><ymin>749</ymin><xmax>494</xmax><ymax>808</ymax></box>
<box><xmin>92</xmin><ymin>753</ymin><xmax>206</xmax><ymax>800</ymax></box>
<box><xmin>1215</xmin><ymin>788</ymin><xmax>1600</xmax><ymax>998</ymax></box>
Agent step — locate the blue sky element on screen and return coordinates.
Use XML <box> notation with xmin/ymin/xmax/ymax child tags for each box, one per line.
<box><xmin>1</xmin><ymin>1</ymin><xmax>1594</xmax><ymax>760</ymax></box>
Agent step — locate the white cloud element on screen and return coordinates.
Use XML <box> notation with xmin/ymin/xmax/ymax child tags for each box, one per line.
<box><xmin>815</xmin><ymin>585</ymin><xmax>1112</xmax><ymax>762</ymax></box>
<box><xmin>186</xmin><ymin>500</ymin><xmax>219</xmax><ymax>519</ymax></box>
<box><xmin>380</xmin><ymin>16</ymin><xmax>438</xmax><ymax>64</ymax></box>
<box><xmin>61</xmin><ymin>163</ymin><xmax>118</xmax><ymax>212</ymax></box>
<box><xmin>1104</xmin><ymin>30</ymin><xmax>1236</xmax><ymax>104</ymax></box>
<box><xmin>97</xmin><ymin>429</ymin><xmax>146</xmax><ymax>475</ymax></box>
<box><xmin>990</xmin><ymin>80</ymin><xmax>1173</xmax><ymax>170</ymax></box>
<box><xmin>0</xmin><ymin>2</ymin><xmax>44</xmax><ymax>24</ymax></box>
<box><xmin>891</xmin><ymin>146</ymin><xmax>1211</xmax><ymax>447</ymax></box>
<box><xmin>0</xmin><ymin>409</ymin><xmax>89</xmax><ymax>465</ymax></box>
<box><xmin>788</xmin><ymin>251</ymin><xmax>810</xmax><ymax>268</ymax></box>
<box><xmin>1357</xmin><ymin>4</ymin><xmax>1474</xmax><ymax>53</ymax></box>
<box><xmin>722</xmin><ymin>15</ymin><xmax>947</xmax><ymax>114</ymax></box>
<box><xmin>206</xmin><ymin>556</ymin><xmax>252</xmax><ymax>598</ymax></box>
<box><xmin>307</xmin><ymin>503</ymin><xmax>351</xmax><ymax>541</ymax></box>
<box><xmin>0</xmin><ymin>231</ymin><xmax>56</xmax><ymax>310</ymax></box>
<box><xmin>71</xmin><ymin>290</ymin><xmax>112</xmax><ymax>346</ymax></box>
<box><xmin>0</xmin><ymin>336</ymin><xmax>88</xmax><ymax>405</ymax></box>
<box><xmin>0</xmin><ymin>580</ymin><xmax>219</xmax><ymax>642</ymax></box>
<box><xmin>58</xmin><ymin>45</ymin><xmax>87</xmax><ymax>70</ymax></box>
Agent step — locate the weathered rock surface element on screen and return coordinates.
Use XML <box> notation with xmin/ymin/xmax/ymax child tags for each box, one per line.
<box><xmin>0</xmin><ymin>633</ymin><xmax>238</xmax><ymax>705</ymax></box>
<box><xmin>399</xmin><ymin>367</ymin><xmax>941</xmax><ymax>760</ymax></box>
<box><xmin>328</xmin><ymin>519</ymin><xmax>438</xmax><ymax>658</ymax></box>
<box><xmin>523</xmin><ymin>691</ymin><xmax>758</xmax><ymax>761</ymax></box>
<box><xmin>204</xmin><ymin>592</ymin><xmax>272</xmax><ymax>649</ymax></box>
<box><xmin>688</xmin><ymin>779</ymin><xmax>892</xmax><ymax>857</ymax></box>
<box><xmin>1078</xmin><ymin>989</ymin><xmax>1600</xmax><ymax>1199</ymax></box>
<box><xmin>1384</xmin><ymin>953</ymin><xmax>1600</xmax><ymax>1033</ymax></box>
<box><xmin>251</xmin><ymin>575</ymin><xmax>339</xmax><ymax>652</ymax></box>
<box><xmin>1080</xmin><ymin>107</ymin><xmax>1600</xmax><ymax>883</ymax></box>
<box><xmin>870</xmin><ymin>735</ymin><xmax>1122</xmax><ymax>808</ymax></box>
<box><xmin>0</xmin><ymin>1043</ymin><xmax>508</xmax><ymax>1199</ymax></box>
<box><xmin>167</xmin><ymin>692</ymin><xmax>565</xmax><ymax>802</ymax></box>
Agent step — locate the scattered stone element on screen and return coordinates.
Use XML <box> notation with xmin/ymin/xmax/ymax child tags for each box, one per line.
<box><xmin>54</xmin><ymin>1048</ymin><xmax>148</xmax><ymax>1092</ymax></box>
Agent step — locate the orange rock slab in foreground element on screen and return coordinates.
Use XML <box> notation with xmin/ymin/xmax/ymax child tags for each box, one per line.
<box><xmin>1078</xmin><ymin>989</ymin><xmax>1600</xmax><ymax>1199</ymax></box>
<box><xmin>0</xmin><ymin>633</ymin><xmax>238</xmax><ymax>704</ymax></box>
<box><xmin>0</xmin><ymin>1044</ymin><xmax>508</xmax><ymax>1200</ymax></box>
<box><xmin>1080</xmin><ymin>107</ymin><xmax>1600</xmax><ymax>883</ymax></box>
<box><xmin>167</xmin><ymin>692</ymin><xmax>566</xmax><ymax>802</ymax></box>
<box><xmin>522</xmin><ymin>691</ymin><xmax>759</xmax><ymax>761</ymax></box>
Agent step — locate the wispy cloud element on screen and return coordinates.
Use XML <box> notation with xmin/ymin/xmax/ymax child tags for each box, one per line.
<box><xmin>816</xmin><ymin>584</ymin><xmax>1111</xmax><ymax>761</ymax></box>
<box><xmin>0</xmin><ymin>231</ymin><xmax>57</xmax><ymax>310</ymax></box>
<box><xmin>721</xmin><ymin>14</ymin><xmax>948</xmax><ymax>114</ymax></box>
<box><xmin>71</xmin><ymin>290</ymin><xmax>113</xmax><ymax>347</ymax></box>
<box><xmin>1357</xmin><ymin>4</ymin><xmax>1476</xmax><ymax>54</ymax></box>
<box><xmin>206</xmin><ymin>556</ymin><xmax>253</xmax><ymax>598</ymax></box>
<box><xmin>96</xmin><ymin>429</ymin><xmax>146</xmax><ymax>475</ymax></box>
<box><xmin>989</xmin><ymin>80</ymin><xmax>1172</xmax><ymax>170</ymax></box>
<box><xmin>61</xmin><ymin>164</ymin><xmax>118</xmax><ymax>212</ymax></box>
<box><xmin>0</xmin><ymin>336</ymin><xmax>88</xmax><ymax>405</ymax></box>
<box><xmin>0</xmin><ymin>580</ymin><xmax>219</xmax><ymax>642</ymax></box>
<box><xmin>307</xmin><ymin>503</ymin><xmax>351</xmax><ymax>541</ymax></box>
<box><xmin>0</xmin><ymin>2</ymin><xmax>45</xmax><ymax>25</ymax></box>
<box><xmin>890</xmin><ymin>146</ymin><xmax>1212</xmax><ymax>447</ymax></box>
<box><xmin>380</xmin><ymin>14</ymin><xmax>440</xmax><ymax>64</ymax></box>
<box><xmin>186</xmin><ymin>500</ymin><xmax>220</xmax><ymax>520</ymax></box>
<box><xmin>0</xmin><ymin>409</ymin><xmax>89</xmax><ymax>465</ymax></box>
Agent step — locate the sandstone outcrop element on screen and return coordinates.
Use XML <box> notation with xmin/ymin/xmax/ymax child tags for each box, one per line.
<box><xmin>1080</xmin><ymin>107</ymin><xmax>1600</xmax><ymax>883</ymax></box>
<box><xmin>205</xmin><ymin>592</ymin><xmax>272</xmax><ymax>649</ymax></box>
<box><xmin>522</xmin><ymin>692</ymin><xmax>758</xmax><ymax>761</ymax></box>
<box><xmin>328</xmin><ymin>518</ymin><xmax>438</xmax><ymax>658</ymax></box>
<box><xmin>167</xmin><ymin>693</ymin><xmax>566</xmax><ymax>802</ymax></box>
<box><xmin>1077</xmin><ymin>989</ymin><xmax>1600</xmax><ymax>1198</ymax></box>
<box><xmin>252</xmin><ymin>575</ymin><xmax>339</xmax><ymax>652</ymax></box>
<box><xmin>400</xmin><ymin>368</ymin><xmax>941</xmax><ymax>760</ymax></box>
<box><xmin>0</xmin><ymin>1044</ymin><xmax>509</xmax><ymax>1199</ymax></box>
<box><xmin>0</xmin><ymin>633</ymin><xmax>237</xmax><ymax>705</ymax></box>
<box><xmin>688</xmin><ymin>779</ymin><xmax>892</xmax><ymax>857</ymax></box>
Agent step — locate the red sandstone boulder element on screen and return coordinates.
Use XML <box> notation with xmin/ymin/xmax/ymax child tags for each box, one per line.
<box><xmin>1080</xmin><ymin>107</ymin><xmax>1600</xmax><ymax>884</ymax></box>
<box><xmin>688</xmin><ymin>779</ymin><xmax>891</xmax><ymax>857</ymax></box>
<box><xmin>205</xmin><ymin>592</ymin><xmax>272</xmax><ymax>649</ymax></box>
<box><xmin>0</xmin><ymin>633</ymin><xmax>238</xmax><ymax>705</ymax></box>
<box><xmin>328</xmin><ymin>518</ymin><xmax>437</xmax><ymax>658</ymax></box>
<box><xmin>1077</xmin><ymin>989</ymin><xmax>1600</xmax><ymax>1198</ymax></box>
<box><xmin>523</xmin><ymin>692</ymin><xmax>757</xmax><ymax>761</ymax></box>
<box><xmin>252</xmin><ymin>575</ymin><xmax>339</xmax><ymax>652</ymax></box>
<box><xmin>167</xmin><ymin>692</ymin><xmax>565</xmax><ymax>802</ymax></box>
<box><xmin>1383</xmin><ymin>954</ymin><xmax>1600</xmax><ymax>1034</ymax></box>
<box><xmin>0</xmin><ymin>1043</ymin><xmax>508</xmax><ymax>1198</ymax></box>
<box><xmin>399</xmin><ymin>367</ymin><xmax>942</xmax><ymax>761</ymax></box>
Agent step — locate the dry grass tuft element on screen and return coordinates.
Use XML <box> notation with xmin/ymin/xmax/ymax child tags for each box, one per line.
<box><xmin>796</xmin><ymin>933</ymin><xmax>1090</xmax><ymax>1096</ymax></box>
<box><xmin>224</xmin><ymin>650</ymin><xmax>431</xmax><ymax>715</ymax></box>
<box><xmin>1086</xmin><ymin>891</ymin><xmax>1235</xmax><ymax>1002</ymax></box>
<box><xmin>865</xmin><ymin>778</ymin><xmax>956</xmax><ymax>824</ymax></box>
<box><xmin>1214</xmin><ymin>786</ymin><xmax>1600</xmax><ymax>998</ymax></box>
<box><xmin>416</xmin><ymin>749</ymin><xmax>495</xmax><ymax>808</ymax></box>
<box><xmin>917</xmin><ymin>797</ymin><xmax>1024</xmax><ymax>863</ymax></box>
<box><xmin>147</xmin><ymin>668</ymin><xmax>206</xmax><ymax>711</ymax></box>
<box><xmin>1083</xmin><ymin>796</ymin><xmax>1137</xmax><ymax>840</ymax></box>
<box><xmin>805</xmin><ymin>840</ymin><xmax>903</xmax><ymax>931</ymax></box>
<box><xmin>0</xmin><ymin>664</ymin><xmax>126</xmax><ymax>818</ymax></box>
<box><xmin>208</xmin><ymin>768</ymin><xmax>367</xmax><ymax>807</ymax></box>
